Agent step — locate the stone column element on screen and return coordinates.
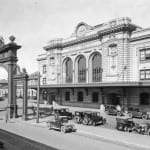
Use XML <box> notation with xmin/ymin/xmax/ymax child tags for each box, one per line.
<box><xmin>13</xmin><ymin>79</ymin><xmax>18</xmax><ymax>118</ymax></box>
<box><xmin>7</xmin><ymin>62</ymin><xmax>14</xmax><ymax>119</ymax></box>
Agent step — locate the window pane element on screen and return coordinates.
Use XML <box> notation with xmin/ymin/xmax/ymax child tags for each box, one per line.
<box><xmin>140</xmin><ymin>50</ymin><xmax>145</xmax><ymax>61</ymax></box>
<box><xmin>65</xmin><ymin>92</ymin><xmax>70</xmax><ymax>101</ymax></box>
<box><xmin>146</xmin><ymin>70</ymin><xmax>150</xmax><ymax>79</ymax></box>
<box><xmin>78</xmin><ymin>56</ymin><xmax>86</xmax><ymax>82</ymax></box>
<box><xmin>140</xmin><ymin>93</ymin><xmax>149</xmax><ymax>105</ymax></box>
<box><xmin>77</xmin><ymin>92</ymin><xmax>83</xmax><ymax>102</ymax></box>
<box><xmin>43</xmin><ymin>65</ymin><xmax>47</xmax><ymax>74</ymax></box>
<box><xmin>140</xmin><ymin>70</ymin><xmax>145</xmax><ymax>80</ymax></box>
<box><xmin>92</xmin><ymin>54</ymin><xmax>102</xmax><ymax>82</ymax></box>
<box><xmin>92</xmin><ymin>92</ymin><xmax>99</xmax><ymax>102</ymax></box>
<box><xmin>66</xmin><ymin>58</ymin><xmax>73</xmax><ymax>83</ymax></box>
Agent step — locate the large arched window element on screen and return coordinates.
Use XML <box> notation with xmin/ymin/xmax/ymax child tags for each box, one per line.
<box><xmin>78</xmin><ymin>56</ymin><xmax>86</xmax><ymax>82</ymax></box>
<box><xmin>92</xmin><ymin>53</ymin><xmax>102</xmax><ymax>82</ymax></box>
<box><xmin>66</xmin><ymin>58</ymin><xmax>73</xmax><ymax>83</ymax></box>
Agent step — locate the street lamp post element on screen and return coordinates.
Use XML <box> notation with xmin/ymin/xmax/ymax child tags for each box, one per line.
<box><xmin>36</xmin><ymin>72</ymin><xmax>40</xmax><ymax>123</ymax></box>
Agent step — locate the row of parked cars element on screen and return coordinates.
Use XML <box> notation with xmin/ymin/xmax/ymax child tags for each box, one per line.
<box><xmin>46</xmin><ymin>108</ymin><xmax>106</xmax><ymax>133</ymax></box>
<box><xmin>46</xmin><ymin>107</ymin><xmax>150</xmax><ymax>135</ymax></box>
<box><xmin>105</xmin><ymin>105</ymin><xmax>150</xmax><ymax>120</ymax></box>
<box><xmin>116</xmin><ymin>117</ymin><xmax>150</xmax><ymax>135</ymax></box>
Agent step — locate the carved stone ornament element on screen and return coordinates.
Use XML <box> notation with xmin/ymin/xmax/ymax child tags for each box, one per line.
<box><xmin>0</xmin><ymin>36</ymin><xmax>4</xmax><ymax>48</ymax></box>
<box><xmin>76</xmin><ymin>25</ymin><xmax>87</xmax><ymax>37</ymax></box>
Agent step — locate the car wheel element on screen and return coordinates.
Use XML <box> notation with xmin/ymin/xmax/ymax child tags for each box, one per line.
<box><xmin>124</xmin><ymin>126</ymin><xmax>128</xmax><ymax>132</ymax></box>
<box><xmin>88</xmin><ymin>120</ymin><xmax>93</xmax><ymax>125</ymax></box>
<box><xmin>92</xmin><ymin>122</ymin><xmax>96</xmax><ymax>126</ymax></box>
<box><xmin>147</xmin><ymin>129</ymin><xmax>150</xmax><ymax>136</ymax></box>
<box><xmin>117</xmin><ymin>125</ymin><xmax>123</xmax><ymax>131</ymax></box>
<box><xmin>117</xmin><ymin>112</ymin><xmax>121</xmax><ymax>116</ymax></box>
<box><xmin>82</xmin><ymin>118</ymin><xmax>88</xmax><ymax>125</ymax></box>
<box><xmin>124</xmin><ymin>127</ymin><xmax>131</xmax><ymax>132</ymax></box>
<box><xmin>61</xmin><ymin>126</ymin><xmax>66</xmax><ymax>133</ymax></box>
<box><xmin>102</xmin><ymin>118</ymin><xmax>106</xmax><ymax>124</ymax></box>
<box><xmin>128</xmin><ymin>112</ymin><xmax>133</xmax><ymax>118</ymax></box>
<box><xmin>74</xmin><ymin>116</ymin><xmax>80</xmax><ymax>123</ymax></box>
<box><xmin>142</xmin><ymin>114</ymin><xmax>148</xmax><ymax>120</ymax></box>
<box><xmin>137</xmin><ymin>128</ymin><xmax>141</xmax><ymax>134</ymax></box>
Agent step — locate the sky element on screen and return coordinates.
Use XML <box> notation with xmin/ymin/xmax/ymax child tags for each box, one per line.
<box><xmin>0</xmin><ymin>0</ymin><xmax>150</xmax><ymax>79</ymax></box>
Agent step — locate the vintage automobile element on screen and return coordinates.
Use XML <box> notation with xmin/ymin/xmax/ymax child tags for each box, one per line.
<box><xmin>105</xmin><ymin>105</ymin><xmax>124</xmax><ymax>116</ymax></box>
<box><xmin>133</xmin><ymin>123</ymin><xmax>150</xmax><ymax>135</ymax></box>
<box><xmin>74</xmin><ymin>111</ymin><xmax>85</xmax><ymax>123</ymax></box>
<box><xmin>82</xmin><ymin>111</ymin><xmax>106</xmax><ymax>126</ymax></box>
<box><xmin>128</xmin><ymin>107</ymin><xmax>150</xmax><ymax>120</ymax></box>
<box><xmin>116</xmin><ymin>117</ymin><xmax>135</xmax><ymax>132</ymax></box>
<box><xmin>53</xmin><ymin>108</ymin><xmax>73</xmax><ymax>120</ymax></box>
<box><xmin>46</xmin><ymin>116</ymin><xmax>76</xmax><ymax>133</ymax></box>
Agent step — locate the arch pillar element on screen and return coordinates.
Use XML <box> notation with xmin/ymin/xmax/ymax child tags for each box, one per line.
<box><xmin>0</xmin><ymin>36</ymin><xmax>21</xmax><ymax>119</ymax></box>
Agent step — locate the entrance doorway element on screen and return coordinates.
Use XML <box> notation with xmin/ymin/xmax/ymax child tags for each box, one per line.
<box><xmin>48</xmin><ymin>93</ymin><xmax>56</xmax><ymax>104</ymax></box>
<box><xmin>107</xmin><ymin>93</ymin><xmax>120</xmax><ymax>105</ymax></box>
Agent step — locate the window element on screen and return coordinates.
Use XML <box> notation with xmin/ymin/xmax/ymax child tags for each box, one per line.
<box><xmin>140</xmin><ymin>93</ymin><xmax>149</xmax><ymax>105</ymax></box>
<box><xmin>78</xmin><ymin>56</ymin><xmax>86</xmax><ymax>82</ymax></box>
<box><xmin>77</xmin><ymin>91</ymin><xmax>83</xmax><ymax>102</ymax></box>
<box><xmin>43</xmin><ymin>65</ymin><xmax>47</xmax><ymax>74</ymax></box>
<box><xmin>92</xmin><ymin>92</ymin><xmax>99</xmax><ymax>103</ymax></box>
<box><xmin>66</xmin><ymin>58</ymin><xmax>73</xmax><ymax>83</ymax></box>
<box><xmin>65</xmin><ymin>92</ymin><xmax>70</xmax><ymax>101</ymax></box>
<box><xmin>92</xmin><ymin>54</ymin><xmax>102</xmax><ymax>82</ymax></box>
<box><xmin>49</xmin><ymin>57</ymin><xmax>55</xmax><ymax>65</ymax></box>
<box><xmin>140</xmin><ymin>69</ymin><xmax>150</xmax><ymax>80</ymax></box>
<box><xmin>140</xmin><ymin>48</ymin><xmax>150</xmax><ymax>61</ymax></box>
<box><xmin>43</xmin><ymin>78</ymin><xmax>47</xmax><ymax>85</ymax></box>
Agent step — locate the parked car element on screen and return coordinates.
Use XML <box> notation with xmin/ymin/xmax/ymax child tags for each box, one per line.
<box><xmin>82</xmin><ymin>111</ymin><xmax>106</xmax><ymax>126</ymax></box>
<box><xmin>53</xmin><ymin>108</ymin><xmax>73</xmax><ymax>120</ymax></box>
<box><xmin>46</xmin><ymin>116</ymin><xmax>76</xmax><ymax>133</ymax></box>
<box><xmin>128</xmin><ymin>107</ymin><xmax>150</xmax><ymax>120</ymax></box>
<box><xmin>116</xmin><ymin>117</ymin><xmax>135</xmax><ymax>132</ymax></box>
<box><xmin>74</xmin><ymin>111</ymin><xmax>85</xmax><ymax>123</ymax></box>
<box><xmin>105</xmin><ymin>105</ymin><xmax>124</xmax><ymax>116</ymax></box>
<box><xmin>133</xmin><ymin>123</ymin><xmax>150</xmax><ymax>135</ymax></box>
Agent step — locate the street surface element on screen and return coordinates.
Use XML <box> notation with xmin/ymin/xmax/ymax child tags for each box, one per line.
<box><xmin>0</xmin><ymin>98</ymin><xmax>150</xmax><ymax>150</ymax></box>
<box><xmin>0</xmin><ymin>122</ymin><xmax>132</xmax><ymax>150</ymax></box>
<box><xmin>0</xmin><ymin>129</ymin><xmax>57</xmax><ymax>150</ymax></box>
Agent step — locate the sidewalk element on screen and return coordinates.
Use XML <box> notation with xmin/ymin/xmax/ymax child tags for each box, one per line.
<box><xmin>10</xmin><ymin>115</ymin><xmax>150</xmax><ymax>150</ymax></box>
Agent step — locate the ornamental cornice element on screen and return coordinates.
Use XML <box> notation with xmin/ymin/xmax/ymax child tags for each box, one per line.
<box><xmin>97</xmin><ymin>24</ymin><xmax>136</xmax><ymax>37</ymax></box>
<box><xmin>130</xmin><ymin>34</ymin><xmax>150</xmax><ymax>42</ymax></box>
<box><xmin>63</xmin><ymin>34</ymin><xmax>99</xmax><ymax>48</ymax></box>
<box><xmin>44</xmin><ymin>23</ymin><xmax>136</xmax><ymax>51</ymax></box>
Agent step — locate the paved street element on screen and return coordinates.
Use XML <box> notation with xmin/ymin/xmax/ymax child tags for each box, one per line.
<box><xmin>0</xmin><ymin>99</ymin><xmax>150</xmax><ymax>150</ymax></box>
<box><xmin>0</xmin><ymin>121</ymin><xmax>132</xmax><ymax>150</ymax></box>
<box><xmin>0</xmin><ymin>129</ymin><xmax>57</xmax><ymax>150</ymax></box>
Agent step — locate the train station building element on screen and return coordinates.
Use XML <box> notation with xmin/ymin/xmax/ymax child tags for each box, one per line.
<box><xmin>37</xmin><ymin>17</ymin><xmax>150</xmax><ymax>111</ymax></box>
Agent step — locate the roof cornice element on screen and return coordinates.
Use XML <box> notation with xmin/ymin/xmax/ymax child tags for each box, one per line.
<box><xmin>44</xmin><ymin>23</ymin><xmax>137</xmax><ymax>51</ymax></box>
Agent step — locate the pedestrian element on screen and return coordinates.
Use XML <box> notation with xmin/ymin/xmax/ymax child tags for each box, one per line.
<box><xmin>5</xmin><ymin>106</ymin><xmax>8</xmax><ymax>123</ymax></box>
<box><xmin>116</xmin><ymin>104</ymin><xmax>121</xmax><ymax>112</ymax></box>
<box><xmin>99</xmin><ymin>103</ymin><xmax>106</xmax><ymax>118</ymax></box>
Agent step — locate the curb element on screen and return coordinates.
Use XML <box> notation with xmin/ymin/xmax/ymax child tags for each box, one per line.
<box><xmin>75</xmin><ymin>130</ymin><xmax>150</xmax><ymax>150</ymax></box>
<box><xmin>10</xmin><ymin>120</ymin><xmax>150</xmax><ymax>150</ymax></box>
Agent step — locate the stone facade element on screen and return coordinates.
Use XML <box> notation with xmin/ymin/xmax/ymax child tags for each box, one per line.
<box><xmin>37</xmin><ymin>17</ymin><xmax>150</xmax><ymax>111</ymax></box>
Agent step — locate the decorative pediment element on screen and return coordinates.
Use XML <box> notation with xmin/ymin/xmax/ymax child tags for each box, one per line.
<box><xmin>75</xmin><ymin>22</ymin><xmax>93</xmax><ymax>37</ymax></box>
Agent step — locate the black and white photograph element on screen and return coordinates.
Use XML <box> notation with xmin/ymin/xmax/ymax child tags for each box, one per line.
<box><xmin>0</xmin><ymin>0</ymin><xmax>150</xmax><ymax>149</ymax></box>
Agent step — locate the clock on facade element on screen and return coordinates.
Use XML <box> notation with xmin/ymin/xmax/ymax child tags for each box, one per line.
<box><xmin>76</xmin><ymin>25</ymin><xmax>87</xmax><ymax>37</ymax></box>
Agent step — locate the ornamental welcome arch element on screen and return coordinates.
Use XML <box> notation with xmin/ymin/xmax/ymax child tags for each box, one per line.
<box><xmin>0</xmin><ymin>35</ymin><xmax>28</xmax><ymax>119</ymax></box>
